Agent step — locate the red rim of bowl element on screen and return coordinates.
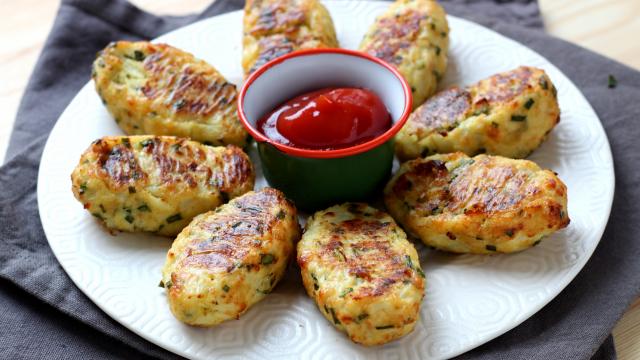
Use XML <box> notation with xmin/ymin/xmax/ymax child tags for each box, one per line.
<box><xmin>237</xmin><ymin>48</ymin><xmax>413</xmax><ymax>159</ymax></box>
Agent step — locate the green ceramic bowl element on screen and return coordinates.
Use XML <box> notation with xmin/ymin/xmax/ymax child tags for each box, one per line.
<box><xmin>238</xmin><ymin>49</ymin><xmax>412</xmax><ymax>211</ymax></box>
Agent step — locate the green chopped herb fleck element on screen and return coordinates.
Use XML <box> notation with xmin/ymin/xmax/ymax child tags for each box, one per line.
<box><xmin>434</xmin><ymin>45</ymin><xmax>441</xmax><ymax>56</ymax></box>
<box><xmin>140</xmin><ymin>139</ymin><xmax>154</xmax><ymax>148</ymax></box>
<box><xmin>137</xmin><ymin>204</ymin><xmax>150</xmax><ymax>212</ymax></box>
<box><xmin>174</xmin><ymin>99</ymin><xmax>187</xmax><ymax>110</ymax></box>
<box><xmin>260</xmin><ymin>253</ymin><xmax>275</xmax><ymax>265</ymax></box>
<box><xmin>124</xmin><ymin>214</ymin><xmax>134</xmax><ymax>224</ymax></box>
<box><xmin>79</xmin><ymin>183</ymin><xmax>88</xmax><ymax>194</ymax></box>
<box><xmin>405</xmin><ymin>255</ymin><xmax>414</xmax><ymax>269</ymax></box>
<box><xmin>539</xmin><ymin>77</ymin><xmax>549</xmax><ymax>90</ymax></box>
<box><xmin>158</xmin><ymin>280</ymin><xmax>165</xmax><ymax>288</ymax></box>
<box><xmin>99</xmin><ymin>204</ymin><xmax>106</xmax><ymax>213</ymax></box>
<box><xmin>511</xmin><ymin>115</ymin><xmax>527</xmax><ymax>122</ymax></box>
<box><xmin>608</xmin><ymin>74</ymin><xmax>617</xmax><ymax>89</ymax></box>
<box><xmin>473</xmin><ymin>108</ymin><xmax>490</xmax><ymax>116</ymax></box>
<box><xmin>166</xmin><ymin>213</ymin><xmax>182</xmax><ymax>223</ymax></box>
<box><xmin>244</xmin><ymin>206</ymin><xmax>261</xmax><ymax>213</ymax></box>
<box><xmin>432</xmin><ymin>70</ymin><xmax>442</xmax><ymax>82</ymax></box>
<box><xmin>121</xmin><ymin>137</ymin><xmax>131</xmax><ymax>148</ymax></box>
<box><xmin>416</xmin><ymin>267</ymin><xmax>426</xmax><ymax>278</ymax></box>
<box><xmin>458</xmin><ymin>158</ymin><xmax>475</xmax><ymax>168</ymax></box>
<box><xmin>232</xmin><ymin>222</ymin><xmax>242</xmax><ymax>228</ymax></box>
<box><xmin>165</xmin><ymin>280</ymin><xmax>173</xmax><ymax>289</ymax></box>
<box><xmin>339</xmin><ymin>287</ymin><xmax>354</xmax><ymax>298</ymax></box>
<box><xmin>491</xmin><ymin>121</ymin><xmax>499</xmax><ymax>128</ymax></box>
<box><xmin>276</xmin><ymin>210</ymin><xmax>286</xmax><ymax>220</ymax></box>
<box><xmin>533</xmin><ymin>239</ymin><xmax>542</xmax><ymax>247</ymax></box>
<box><xmin>357</xmin><ymin>313</ymin><xmax>369</xmax><ymax>321</ymax></box>
<box><xmin>524</xmin><ymin>98</ymin><xmax>535</xmax><ymax>110</ymax></box>
<box><xmin>222</xmin><ymin>284</ymin><xmax>230</xmax><ymax>292</ymax></box>
<box><xmin>505</xmin><ymin>229</ymin><xmax>514</xmax><ymax>237</ymax></box>
<box><xmin>128</xmin><ymin>186</ymin><xmax>136</xmax><ymax>194</ymax></box>
<box><xmin>133</xmin><ymin>50</ymin><xmax>145</xmax><ymax>61</ymax></box>
<box><xmin>376</xmin><ymin>325</ymin><xmax>394</xmax><ymax>330</ymax></box>
<box><xmin>91</xmin><ymin>213</ymin><xmax>103</xmax><ymax>220</ymax></box>
<box><xmin>329</xmin><ymin>308</ymin><xmax>340</xmax><ymax>325</ymax></box>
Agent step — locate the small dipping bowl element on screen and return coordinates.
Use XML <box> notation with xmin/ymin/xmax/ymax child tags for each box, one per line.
<box><xmin>238</xmin><ymin>49</ymin><xmax>412</xmax><ymax>211</ymax></box>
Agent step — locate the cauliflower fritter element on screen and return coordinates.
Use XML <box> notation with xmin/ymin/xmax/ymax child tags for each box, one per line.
<box><xmin>71</xmin><ymin>136</ymin><xmax>254</xmax><ymax>236</ymax></box>
<box><xmin>395</xmin><ymin>66</ymin><xmax>560</xmax><ymax>161</ymax></box>
<box><xmin>243</xmin><ymin>0</ymin><xmax>338</xmax><ymax>76</ymax></box>
<box><xmin>384</xmin><ymin>153</ymin><xmax>569</xmax><ymax>254</ymax></box>
<box><xmin>359</xmin><ymin>0</ymin><xmax>449</xmax><ymax>109</ymax></box>
<box><xmin>93</xmin><ymin>41</ymin><xmax>247</xmax><ymax>147</ymax></box>
<box><xmin>162</xmin><ymin>188</ymin><xmax>301</xmax><ymax>326</ymax></box>
<box><xmin>298</xmin><ymin>203</ymin><xmax>425</xmax><ymax>345</ymax></box>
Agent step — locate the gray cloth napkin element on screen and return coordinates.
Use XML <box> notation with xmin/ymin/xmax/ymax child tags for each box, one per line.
<box><xmin>1</xmin><ymin>0</ymin><xmax>637</xmax><ymax>359</ymax></box>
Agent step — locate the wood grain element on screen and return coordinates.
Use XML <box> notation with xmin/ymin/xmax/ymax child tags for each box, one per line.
<box><xmin>0</xmin><ymin>1</ymin><xmax>639</xmax><ymax>359</ymax></box>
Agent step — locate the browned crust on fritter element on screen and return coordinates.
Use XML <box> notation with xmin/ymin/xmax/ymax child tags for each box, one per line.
<box><xmin>97</xmin><ymin>42</ymin><xmax>236</xmax><ymax>120</ymax></box>
<box><xmin>247</xmin><ymin>0</ymin><xmax>308</xmax><ymax>36</ymax></box>
<box><xmin>405</xmin><ymin>66</ymin><xmax>559</xmax><ymax>144</ymax></box>
<box><xmin>87</xmin><ymin>136</ymin><xmax>251</xmax><ymax>195</ymax></box>
<box><xmin>477</xmin><ymin>66</ymin><xmax>539</xmax><ymax>103</ymax></box>
<box><xmin>93</xmin><ymin>140</ymin><xmax>148</xmax><ymax>186</ymax></box>
<box><xmin>359</xmin><ymin>9</ymin><xmax>425</xmax><ymax>66</ymax></box>
<box><xmin>136</xmin><ymin>44</ymin><xmax>236</xmax><ymax>118</ymax></box>
<box><xmin>168</xmin><ymin>188</ymin><xmax>300</xmax><ymax>290</ymax></box>
<box><xmin>385</xmin><ymin>153</ymin><xmax>570</xmax><ymax>253</ymax></box>
<box><xmin>391</xmin><ymin>159</ymin><xmax>449</xmax><ymax>214</ymax></box>
<box><xmin>409</xmin><ymin>87</ymin><xmax>472</xmax><ymax>135</ymax></box>
<box><xmin>298</xmin><ymin>204</ymin><xmax>420</xmax><ymax>300</ymax></box>
<box><xmin>93</xmin><ymin>42</ymin><xmax>247</xmax><ymax>147</ymax></box>
<box><xmin>246</xmin><ymin>0</ymin><xmax>310</xmax><ymax>74</ymax></box>
<box><xmin>243</xmin><ymin>0</ymin><xmax>338</xmax><ymax>75</ymax></box>
<box><xmin>392</xmin><ymin>156</ymin><xmax>569</xmax><ymax>224</ymax></box>
<box><xmin>251</xmin><ymin>35</ymin><xmax>296</xmax><ymax>72</ymax></box>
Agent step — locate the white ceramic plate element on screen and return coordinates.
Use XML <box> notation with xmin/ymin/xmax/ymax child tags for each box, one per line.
<box><xmin>38</xmin><ymin>1</ymin><xmax>614</xmax><ymax>359</ymax></box>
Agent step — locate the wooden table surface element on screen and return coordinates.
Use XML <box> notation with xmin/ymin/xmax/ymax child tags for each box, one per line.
<box><xmin>1</xmin><ymin>0</ymin><xmax>639</xmax><ymax>358</ymax></box>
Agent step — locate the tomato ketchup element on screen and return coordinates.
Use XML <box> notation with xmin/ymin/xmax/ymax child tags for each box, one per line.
<box><xmin>257</xmin><ymin>88</ymin><xmax>391</xmax><ymax>150</ymax></box>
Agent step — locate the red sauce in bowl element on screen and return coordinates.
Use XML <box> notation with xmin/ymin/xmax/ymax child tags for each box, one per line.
<box><xmin>256</xmin><ymin>87</ymin><xmax>391</xmax><ymax>150</ymax></box>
